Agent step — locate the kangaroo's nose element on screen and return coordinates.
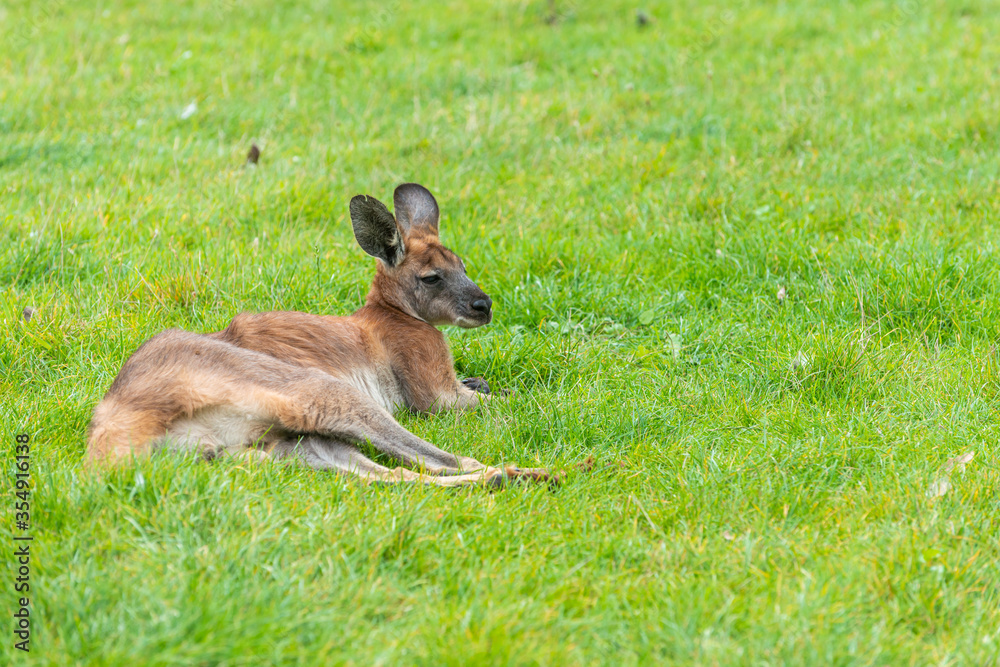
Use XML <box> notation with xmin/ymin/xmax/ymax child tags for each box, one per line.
<box><xmin>471</xmin><ymin>297</ymin><xmax>492</xmax><ymax>314</ymax></box>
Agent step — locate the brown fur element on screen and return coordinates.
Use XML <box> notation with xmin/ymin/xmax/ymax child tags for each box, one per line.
<box><xmin>86</xmin><ymin>183</ymin><xmax>552</xmax><ymax>488</ymax></box>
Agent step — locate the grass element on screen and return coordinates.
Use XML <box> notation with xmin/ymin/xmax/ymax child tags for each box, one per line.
<box><xmin>2</xmin><ymin>0</ymin><xmax>1000</xmax><ymax>663</ymax></box>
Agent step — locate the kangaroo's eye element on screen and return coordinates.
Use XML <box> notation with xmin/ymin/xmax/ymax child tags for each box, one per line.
<box><xmin>420</xmin><ymin>274</ymin><xmax>442</xmax><ymax>285</ymax></box>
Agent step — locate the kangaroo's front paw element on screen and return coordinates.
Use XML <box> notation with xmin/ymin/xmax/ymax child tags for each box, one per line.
<box><xmin>462</xmin><ymin>377</ymin><xmax>491</xmax><ymax>394</ymax></box>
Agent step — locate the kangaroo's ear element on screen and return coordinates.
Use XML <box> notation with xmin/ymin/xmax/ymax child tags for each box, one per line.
<box><xmin>393</xmin><ymin>183</ymin><xmax>439</xmax><ymax>236</ymax></box>
<box><xmin>350</xmin><ymin>195</ymin><xmax>405</xmax><ymax>267</ymax></box>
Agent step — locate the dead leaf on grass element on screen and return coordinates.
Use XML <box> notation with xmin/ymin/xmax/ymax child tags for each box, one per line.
<box><xmin>790</xmin><ymin>351</ymin><xmax>810</xmax><ymax>371</ymax></box>
<box><xmin>942</xmin><ymin>451</ymin><xmax>975</xmax><ymax>474</ymax></box>
<box><xmin>927</xmin><ymin>478</ymin><xmax>951</xmax><ymax>498</ymax></box>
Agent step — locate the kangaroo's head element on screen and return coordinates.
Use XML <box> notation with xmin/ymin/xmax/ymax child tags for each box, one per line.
<box><xmin>349</xmin><ymin>183</ymin><xmax>492</xmax><ymax>328</ymax></box>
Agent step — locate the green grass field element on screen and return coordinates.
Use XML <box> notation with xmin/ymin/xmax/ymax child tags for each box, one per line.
<box><xmin>3</xmin><ymin>0</ymin><xmax>1000</xmax><ymax>663</ymax></box>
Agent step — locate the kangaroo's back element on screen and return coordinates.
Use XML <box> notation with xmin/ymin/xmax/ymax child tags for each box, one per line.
<box><xmin>213</xmin><ymin>311</ymin><xmax>373</xmax><ymax>375</ymax></box>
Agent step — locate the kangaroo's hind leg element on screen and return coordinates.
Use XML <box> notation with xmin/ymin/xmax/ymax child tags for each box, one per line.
<box><xmin>269</xmin><ymin>436</ymin><xmax>508</xmax><ymax>487</ymax></box>
<box><xmin>260</xmin><ymin>375</ymin><xmax>493</xmax><ymax>474</ymax></box>
<box><xmin>263</xmin><ymin>377</ymin><xmax>556</xmax><ymax>483</ymax></box>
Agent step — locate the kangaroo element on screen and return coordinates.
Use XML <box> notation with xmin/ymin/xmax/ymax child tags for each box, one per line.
<box><xmin>87</xmin><ymin>183</ymin><xmax>553</xmax><ymax>487</ymax></box>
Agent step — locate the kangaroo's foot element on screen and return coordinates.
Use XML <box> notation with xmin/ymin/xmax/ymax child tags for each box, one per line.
<box><xmin>462</xmin><ymin>377</ymin><xmax>491</xmax><ymax>394</ymax></box>
<box><xmin>501</xmin><ymin>465</ymin><xmax>563</xmax><ymax>488</ymax></box>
